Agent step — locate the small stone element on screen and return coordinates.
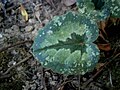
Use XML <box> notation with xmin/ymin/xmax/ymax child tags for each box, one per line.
<box><xmin>17</xmin><ymin>66</ymin><xmax>23</xmax><ymax>71</ymax></box>
<box><xmin>25</xmin><ymin>43</ymin><xmax>32</xmax><ymax>48</ymax></box>
<box><xmin>25</xmin><ymin>26</ymin><xmax>33</xmax><ymax>32</ymax></box>
<box><xmin>52</xmin><ymin>75</ymin><xmax>58</xmax><ymax>80</ymax></box>
<box><xmin>8</xmin><ymin>61</ymin><xmax>16</xmax><ymax>67</ymax></box>
<box><xmin>37</xmin><ymin>72</ymin><xmax>42</xmax><ymax>79</ymax></box>
<box><xmin>0</xmin><ymin>34</ymin><xmax>3</xmax><ymax>38</ymax></box>
<box><xmin>45</xmin><ymin>71</ymin><xmax>51</xmax><ymax>77</ymax></box>
<box><xmin>11</xmin><ymin>25</ymin><xmax>19</xmax><ymax>31</ymax></box>
<box><xmin>31</xmin><ymin>83</ymin><xmax>37</xmax><ymax>90</ymax></box>
<box><xmin>32</xmin><ymin>75</ymin><xmax>37</xmax><ymax>80</ymax></box>
<box><xmin>82</xmin><ymin>77</ymin><xmax>87</xmax><ymax>81</ymax></box>
<box><xmin>29</xmin><ymin>19</ymin><xmax>36</xmax><ymax>24</ymax></box>
<box><xmin>50</xmin><ymin>81</ymin><xmax>57</xmax><ymax>85</ymax></box>
<box><xmin>19</xmin><ymin>34</ymin><xmax>25</xmax><ymax>40</ymax></box>
<box><xmin>72</xmin><ymin>80</ymin><xmax>79</xmax><ymax>86</ymax></box>
<box><xmin>11</xmin><ymin>50</ymin><xmax>18</xmax><ymax>55</ymax></box>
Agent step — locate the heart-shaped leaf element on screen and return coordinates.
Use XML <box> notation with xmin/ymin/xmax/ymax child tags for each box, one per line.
<box><xmin>32</xmin><ymin>12</ymin><xmax>99</xmax><ymax>75</ymax></box>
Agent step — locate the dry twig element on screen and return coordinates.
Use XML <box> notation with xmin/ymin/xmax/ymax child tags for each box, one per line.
<box><xmin>81</xmin><ymin>53</ymin><xmax>120</xmax><ymax>89</ymax></box>
<box><xmin>0</xmin><ymin>40</ymin><xmax>33</xmax><ymax>53</ymax></box>
<box><xmin>1</xmin><ymin>55</ymin><xmax>33</xmax><ymax>76</ymax></box>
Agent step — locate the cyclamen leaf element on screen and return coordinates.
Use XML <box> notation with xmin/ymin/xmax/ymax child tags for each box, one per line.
<box><xmin>32</xmin><ymin>12</ymin><xmax>99</xmax><ymax>75</ymax></box>
<box><xmin>76</xmin><ymin>0</ymin><xmax>110</xmax><ymax>21</ymax></box>
<box><xmin>106</xmin><ymin>0</ymin><xmax>120</xmax><ymax>18</ymax></box>
<box><xmin>76</xmin><ymin>0</ymin><xmax>120</xmax><ymax>19</ymax></box>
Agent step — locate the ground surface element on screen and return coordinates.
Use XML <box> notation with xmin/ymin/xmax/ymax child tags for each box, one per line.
<box><xmin>0</xmin><ymin>0</ymin><xmax>120</xmax><ymax>90</ymax></box>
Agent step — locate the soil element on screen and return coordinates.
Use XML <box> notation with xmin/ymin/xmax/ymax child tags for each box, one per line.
<box><xmin>0</xmin><ymin>0</ymin><xmax>120</xmax><ymax>90</ymax></box>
